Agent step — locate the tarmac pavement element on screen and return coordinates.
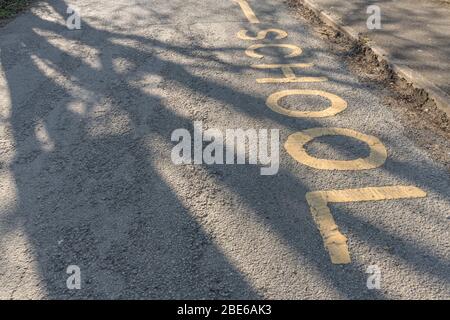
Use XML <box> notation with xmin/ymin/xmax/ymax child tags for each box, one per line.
<box><xmin>0</xmin><ymin>0</ymin><xmax>448</xmax><ymax>299</ymax></box>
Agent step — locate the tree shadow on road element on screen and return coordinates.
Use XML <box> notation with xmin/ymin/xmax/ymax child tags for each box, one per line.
<box><xmin>0</xmin><ymin>0</ymin><xmax>448</xmax><ymax>299</ymax></box>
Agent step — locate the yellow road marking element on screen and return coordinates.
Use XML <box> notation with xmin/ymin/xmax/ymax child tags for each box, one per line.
<box><xmin>252</xmin><ymin>63</ymin><xmax>328</xmax><ymax>83</ymax></box>
<box><xmin>234</xmin><ymin>0</ymin><xmax>260</xmax><ymax>24</ymax></box>
<box><xmin>237</xmin><ymin>28</ymin><xmax>288</xmax><ymax>40</ymax></box>
<box><xmin>230</xmin><ymin>1</ymin><xmax>428</xmax><ymax>268</ymax></box>
<box><xmin>284</xmin><ymin>127</ymin><xmax>387</xmax><ymax>170</ymax></box>
<box><xmin>266</xmin><ymin>89</ymin><xmax>347</xmax><ymax>118</ymax></box>
<box><xmin>245</xmin><ymin>44</ymin><xmax>302</xmax><ymax>59</ymax></box>
<box><xmin>305</xmin><ymin>186</ymin><xmax>427</xmax><ymax>264</ymax></box>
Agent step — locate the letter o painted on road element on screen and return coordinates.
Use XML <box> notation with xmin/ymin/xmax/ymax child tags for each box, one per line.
<box><xmin>284</xmin><ymin>127</ymin><xmax>387</xmax><ymax>170</ymax></box>
<box><xmin>266</xmin><ymin>90</ymin><xmax>347</xmax><ymax>118</ymax></box>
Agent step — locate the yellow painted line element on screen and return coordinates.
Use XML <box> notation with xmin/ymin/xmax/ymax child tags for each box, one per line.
<box><xmin>257</xmin><ymin>76</ymin><xmax>328</xmax><ymax>84</ymax></box>
<box><xmin>266</xmin><ymin>89</ymin><xmax>347</xmax><ymax>118</ymax></box>
<box><xmin>252</xmin><ymin>63</ymin><xmax>328</xmax><ymax>83</ymax></box>
<box><xmin>237</xmin><ymin>28</ymin><xmax>288</xmax><ymax>40</ymax></box>
<box><xmin>284</xmin><ymin>127</ymin><xmax>387</xmax><ymax>170</ymax></box>
<box><xmin>234</xmin><ymin>0</ymin><xmax>260</xmax><ymax>24</ymax></box>
<box><xmin>253</xmin><ymin>63</ymin><xmax>314</xmax><ymax>69</ymax></box>
<box><xmin>305</xmin><ymin>186</ymin><xmax>426</xmax><ymax>264</ymax></box>
<box><xmin>245</xmin><ymin>44</ymin><xmax>302</xmax><ymax>59</ymax></box>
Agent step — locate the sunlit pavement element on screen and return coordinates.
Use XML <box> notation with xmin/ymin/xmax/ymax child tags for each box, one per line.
<box><xmin>0</xmin><ymin>0</ymin><xmax>448</xmax><ymax>299</ymax></box>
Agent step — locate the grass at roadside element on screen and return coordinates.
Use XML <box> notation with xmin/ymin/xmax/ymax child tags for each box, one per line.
<box><xmin>0</xmin><ymin>0</ymin><xmax>31</xmax><ymax>19</ymax></box>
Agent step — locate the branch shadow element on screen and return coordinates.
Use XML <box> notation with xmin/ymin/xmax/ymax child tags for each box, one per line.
<box><xmin>0</xmin><ymin>0</ymin><xmax>448</xmax><ymax>299</ymax></box>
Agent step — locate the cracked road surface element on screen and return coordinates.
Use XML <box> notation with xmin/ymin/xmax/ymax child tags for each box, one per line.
<box><xmin>0</xmin><ymin>0</ymin><xmax>449</xmax><ymax>299</ymax></box>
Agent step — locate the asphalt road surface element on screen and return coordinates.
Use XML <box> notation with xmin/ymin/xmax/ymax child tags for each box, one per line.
<box><xmin>0</xmin><ymin>0</ymin><xmax>449</xmax><ymax>299</ymax></box>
